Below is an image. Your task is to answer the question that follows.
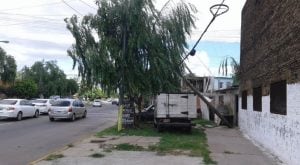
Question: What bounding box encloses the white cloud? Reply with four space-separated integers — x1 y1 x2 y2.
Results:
0 0 245 77
185 50 234 77
185 50 218 77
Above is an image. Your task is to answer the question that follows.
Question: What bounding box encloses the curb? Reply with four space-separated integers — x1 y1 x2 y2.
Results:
29 133 94 165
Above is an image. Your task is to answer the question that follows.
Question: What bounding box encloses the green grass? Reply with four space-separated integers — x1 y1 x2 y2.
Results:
89 152 105 158
67 143 74 147
192 119 216 127
45 154 64 161
115 143 145 151
96 124 216 164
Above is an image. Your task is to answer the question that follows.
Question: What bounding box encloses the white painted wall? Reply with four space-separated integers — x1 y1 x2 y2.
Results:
201 98 210 120
239 83 300 165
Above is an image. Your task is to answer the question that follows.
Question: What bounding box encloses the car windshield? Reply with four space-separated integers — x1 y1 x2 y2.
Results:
32 100 47 103
0 100 17 105
51 100 71 107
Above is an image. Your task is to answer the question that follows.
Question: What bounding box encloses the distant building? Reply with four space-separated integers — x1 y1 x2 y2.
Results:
239 0 300 164
181 76 233 94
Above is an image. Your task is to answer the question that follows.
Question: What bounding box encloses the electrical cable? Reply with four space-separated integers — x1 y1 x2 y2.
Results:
0 0 77 12
0 12 64 22
78 0 97 10
62 0 83 16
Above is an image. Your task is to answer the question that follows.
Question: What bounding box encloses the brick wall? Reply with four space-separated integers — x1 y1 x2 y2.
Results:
240 0 300 94
239 1 300 164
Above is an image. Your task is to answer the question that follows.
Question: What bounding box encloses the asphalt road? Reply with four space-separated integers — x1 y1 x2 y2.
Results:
0 103 118 165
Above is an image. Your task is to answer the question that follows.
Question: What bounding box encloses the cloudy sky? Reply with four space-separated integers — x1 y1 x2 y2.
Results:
0 0 245 78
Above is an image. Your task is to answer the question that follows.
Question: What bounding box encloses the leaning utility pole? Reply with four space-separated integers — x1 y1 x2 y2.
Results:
180 1 233 128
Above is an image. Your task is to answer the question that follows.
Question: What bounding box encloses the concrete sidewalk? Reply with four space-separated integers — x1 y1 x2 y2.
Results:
206 126 282 165
32 126 283 165
33 136 203 165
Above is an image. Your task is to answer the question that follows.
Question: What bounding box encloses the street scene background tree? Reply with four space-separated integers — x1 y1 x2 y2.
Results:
19 60 79 98
0 47 17 85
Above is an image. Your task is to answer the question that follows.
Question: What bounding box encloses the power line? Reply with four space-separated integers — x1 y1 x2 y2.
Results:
0 0 77 12
0 20 65 27
62 0 83 16
78 0 97 10
0 12 64 22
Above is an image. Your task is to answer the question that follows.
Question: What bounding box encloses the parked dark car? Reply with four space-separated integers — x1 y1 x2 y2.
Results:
138 104 154 122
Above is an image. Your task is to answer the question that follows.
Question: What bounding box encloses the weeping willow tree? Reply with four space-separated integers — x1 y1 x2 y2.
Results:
65 0 196 105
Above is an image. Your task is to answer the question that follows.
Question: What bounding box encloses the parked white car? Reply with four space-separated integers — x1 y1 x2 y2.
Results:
0 99 40 121
31 99 53 114
92 99 102 107
48 99 87 121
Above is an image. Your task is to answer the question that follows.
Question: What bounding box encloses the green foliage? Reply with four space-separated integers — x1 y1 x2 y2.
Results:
66 79 79 95
65 0 196 99
19 60 78 98
97 124 215 164
14 79 38 98
115 143 144 151
81 87 107 100
0 47 17 84
45 154 64 161
89 153 105 158
192 119 216 127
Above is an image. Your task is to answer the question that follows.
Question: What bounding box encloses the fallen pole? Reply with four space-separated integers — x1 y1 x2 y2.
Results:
180 75 233 128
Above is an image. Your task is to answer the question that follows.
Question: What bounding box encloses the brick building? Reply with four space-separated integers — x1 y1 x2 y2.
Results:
239 0 300 164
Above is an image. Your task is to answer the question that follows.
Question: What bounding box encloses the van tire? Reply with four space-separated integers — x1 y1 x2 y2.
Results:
157 123 163 132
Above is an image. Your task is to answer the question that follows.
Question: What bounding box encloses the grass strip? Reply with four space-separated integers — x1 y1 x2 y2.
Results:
192 119 216 127
96 123 215 164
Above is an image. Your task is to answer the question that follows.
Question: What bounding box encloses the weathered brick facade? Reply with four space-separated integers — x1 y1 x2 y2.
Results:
239 1 300 164
240 0 300 95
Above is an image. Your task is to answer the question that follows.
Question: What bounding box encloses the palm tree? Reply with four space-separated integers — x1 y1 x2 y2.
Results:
219 56 240 85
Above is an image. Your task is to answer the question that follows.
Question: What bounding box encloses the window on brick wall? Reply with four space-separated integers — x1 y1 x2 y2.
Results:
270 80 287 115
242 90 247 109
253 87 262 112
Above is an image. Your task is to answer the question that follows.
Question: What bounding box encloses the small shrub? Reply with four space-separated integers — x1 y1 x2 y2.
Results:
45 154 64 161
89 153 105 158
67 143 74 147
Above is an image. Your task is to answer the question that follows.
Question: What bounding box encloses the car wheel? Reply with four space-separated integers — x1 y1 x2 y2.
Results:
34 110 39 118
70 114 76 121
16 112 22 121
157 122 163 132
49 117 54 122
82 111 87 118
